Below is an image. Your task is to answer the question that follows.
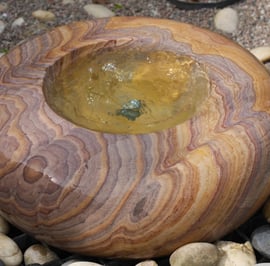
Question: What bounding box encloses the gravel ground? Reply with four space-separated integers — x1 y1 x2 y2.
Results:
0 0 269 52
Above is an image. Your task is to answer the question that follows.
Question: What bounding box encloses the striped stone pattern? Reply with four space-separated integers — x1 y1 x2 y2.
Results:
0 17 270 258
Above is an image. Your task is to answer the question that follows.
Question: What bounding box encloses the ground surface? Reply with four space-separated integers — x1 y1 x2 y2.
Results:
0 0 269 51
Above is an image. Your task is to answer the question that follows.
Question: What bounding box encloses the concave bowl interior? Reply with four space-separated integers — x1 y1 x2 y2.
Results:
1 17 270 259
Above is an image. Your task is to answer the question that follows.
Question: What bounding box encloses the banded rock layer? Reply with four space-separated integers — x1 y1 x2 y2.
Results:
0 17 270 258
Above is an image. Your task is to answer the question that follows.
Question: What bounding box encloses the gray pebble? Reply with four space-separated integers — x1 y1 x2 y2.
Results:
11 17 25 28
251 225 270 259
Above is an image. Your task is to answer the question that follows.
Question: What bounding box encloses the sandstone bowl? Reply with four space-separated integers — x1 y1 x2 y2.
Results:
0 17 270 259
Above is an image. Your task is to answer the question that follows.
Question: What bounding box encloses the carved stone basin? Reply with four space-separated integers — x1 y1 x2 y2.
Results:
1 17 270 259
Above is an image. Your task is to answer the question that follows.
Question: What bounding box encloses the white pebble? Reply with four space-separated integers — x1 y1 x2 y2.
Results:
32 9 56 21
216 241 256 266
0 215 9 234
83 4 115 18
169 242 219 266
11 17 25 28
0 233 23 266
255 264 270 266
251 46 270 63
214 7 239 33
61 259 78 266
0 20 6 34
24 244 58 265
66 262 103 266
135 260 158 266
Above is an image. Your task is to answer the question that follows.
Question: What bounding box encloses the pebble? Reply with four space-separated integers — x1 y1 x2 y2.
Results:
0 215 9 234
216 241 256 266
255 264 270 266
24 244 58 266
250 46 270 63
135 260 158 266
252 225 270 259
32 10 56 21
0 233 23 266
11 17 25 28
0 20 6 34
214 7 239 33
0 2 8 12
83 4 115 18
61 259 78 266
169 242 219 266
65 262 103 266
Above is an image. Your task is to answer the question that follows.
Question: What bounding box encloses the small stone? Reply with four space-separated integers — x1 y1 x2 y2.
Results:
24 244 58 266
11 17 25 28
169 242 219 266
255 264 270 266
32 10 56 21
135 260 158 266
0 2 8 12
0 233 23 266
61 260 78 266
66 262 103 266
216 241 256 266
250 46 270 63
62 0 75 4
83 4 115 18
251 225 270 259
0 20 6 34
214 7 239 33
263 197 270 222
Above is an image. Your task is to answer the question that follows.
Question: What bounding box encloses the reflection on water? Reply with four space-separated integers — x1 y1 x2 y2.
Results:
46 49 209 134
